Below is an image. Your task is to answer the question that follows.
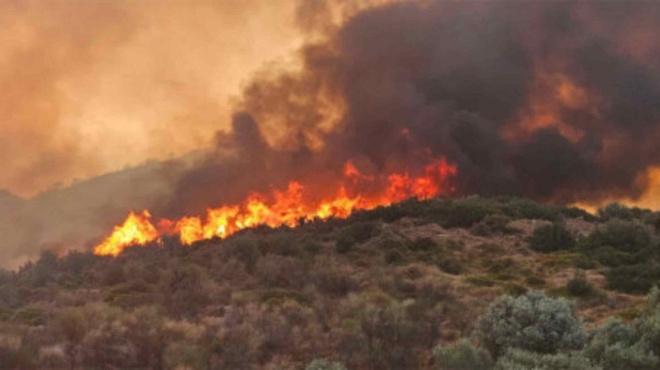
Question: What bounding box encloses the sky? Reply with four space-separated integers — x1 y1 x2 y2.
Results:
0 0 306 198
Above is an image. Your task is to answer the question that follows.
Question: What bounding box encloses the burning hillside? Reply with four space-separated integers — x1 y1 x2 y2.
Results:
91 0 660 257
2 0 660 264
95 159 456 256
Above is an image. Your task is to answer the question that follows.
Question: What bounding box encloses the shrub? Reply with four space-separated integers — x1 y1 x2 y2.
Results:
335 234 356 254
503 283 528 297
357 300 425 369
440 197 498 228
588 246 635 267
12 307 48 326
311 258 358 296
528 223 575 253
471 214 514 236
385 250 405 265
499 197 564 221
495 348 598 370
436 257 464 275
566 270 594 297
342 222 381 244
305 358 348 370
598 203 641 221
475 292 586 358
585 319 659 370
525 276 546 288
581 220 653 256
433 339 492 370
411 237 438 251
466 275 497 287
304 239 324 255
379 236 408 250
606 263 660 294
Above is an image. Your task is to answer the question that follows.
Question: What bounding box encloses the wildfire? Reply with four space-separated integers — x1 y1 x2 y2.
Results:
93 159 457 256
93 211 159 256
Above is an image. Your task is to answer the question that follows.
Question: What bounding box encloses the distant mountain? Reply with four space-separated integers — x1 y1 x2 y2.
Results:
0 160 185 269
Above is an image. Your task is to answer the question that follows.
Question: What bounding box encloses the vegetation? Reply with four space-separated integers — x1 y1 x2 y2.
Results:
1 197 660 368
528 223 576 253
475 292 586 358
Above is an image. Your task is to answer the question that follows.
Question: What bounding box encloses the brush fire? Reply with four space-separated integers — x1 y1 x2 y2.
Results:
2 0 660 266
95 159 457 256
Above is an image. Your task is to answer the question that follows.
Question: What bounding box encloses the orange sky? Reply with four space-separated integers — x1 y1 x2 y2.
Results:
0 0 306 198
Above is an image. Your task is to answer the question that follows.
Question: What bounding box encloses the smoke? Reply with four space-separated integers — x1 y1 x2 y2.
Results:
3 0 660 266
168 0 660 214
0 0 303 198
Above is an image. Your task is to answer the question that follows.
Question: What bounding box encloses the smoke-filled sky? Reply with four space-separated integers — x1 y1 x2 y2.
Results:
3 0 660 267
0 0 311 197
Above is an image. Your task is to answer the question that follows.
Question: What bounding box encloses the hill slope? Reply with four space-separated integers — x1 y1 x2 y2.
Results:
1 197 660 369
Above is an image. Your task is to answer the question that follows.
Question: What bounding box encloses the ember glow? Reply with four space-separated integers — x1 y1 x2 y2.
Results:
93 159 456 256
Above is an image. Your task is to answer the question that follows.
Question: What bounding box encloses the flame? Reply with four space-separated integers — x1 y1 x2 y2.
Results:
94 158 457 256
572 166 660 212
93 211 159 256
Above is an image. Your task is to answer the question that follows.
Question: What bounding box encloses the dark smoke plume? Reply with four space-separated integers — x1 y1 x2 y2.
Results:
167 0 660 217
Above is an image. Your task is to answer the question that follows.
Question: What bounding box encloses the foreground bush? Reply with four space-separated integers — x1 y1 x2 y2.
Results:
585 319 659 370
475 292 586 358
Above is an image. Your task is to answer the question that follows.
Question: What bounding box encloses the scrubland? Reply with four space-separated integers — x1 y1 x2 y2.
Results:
2 197 660 369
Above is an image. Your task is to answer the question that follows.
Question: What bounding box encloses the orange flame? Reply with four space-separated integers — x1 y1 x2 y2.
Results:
93 211 159 256
94 158 457 256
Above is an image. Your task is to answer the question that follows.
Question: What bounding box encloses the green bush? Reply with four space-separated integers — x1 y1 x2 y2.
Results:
528 223 575 253
385 250 405 265
436 256 464 275
343 222 381 243
585 319 659 370
440 197 500 228
305 358 347 370
606 263 660 294
525 276 546 288
566 270 594 297
228 235 260 273
336 233 356 254
475 292 586 358
495 348 598 370
598 203 644 221
304 239 324 255
581 220 653 256
471 214 515 236
503 283 528 296
379 236 409 250
411 237 438 251
433 339 493 370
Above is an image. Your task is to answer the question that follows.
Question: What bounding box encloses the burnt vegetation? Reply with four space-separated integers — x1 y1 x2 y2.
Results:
2 197 660 369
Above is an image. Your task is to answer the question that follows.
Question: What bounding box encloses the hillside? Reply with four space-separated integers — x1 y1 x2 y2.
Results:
2 197 660 369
